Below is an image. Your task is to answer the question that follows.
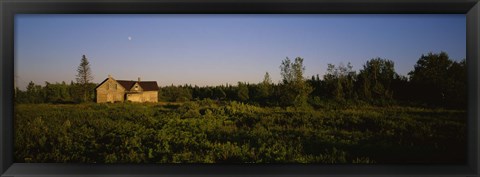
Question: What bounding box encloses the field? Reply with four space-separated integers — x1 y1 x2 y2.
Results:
14 100 466 164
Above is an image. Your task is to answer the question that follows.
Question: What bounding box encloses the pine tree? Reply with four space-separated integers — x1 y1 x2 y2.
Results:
260 72 272 96
76 55 93 102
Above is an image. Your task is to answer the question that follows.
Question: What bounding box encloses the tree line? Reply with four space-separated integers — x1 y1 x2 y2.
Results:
15 52 466 108
158 51 466 108
15 55 95 104
15 81 97 104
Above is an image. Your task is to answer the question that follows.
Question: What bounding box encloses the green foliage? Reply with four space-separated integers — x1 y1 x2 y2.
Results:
445 59 467 108
323 62 356 101
358 58 396 100
15 102 466 164
15 52 466 109
236 82 249 102
178 101 201 118
279 57 313 107
76 55 94 102
409 52 467 107
254 72 273 105
13 52 467 163
213 87 227 100
160 85 193 102
15 81 96 104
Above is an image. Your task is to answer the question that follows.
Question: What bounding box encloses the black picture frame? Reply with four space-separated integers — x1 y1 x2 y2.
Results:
1 0 479 176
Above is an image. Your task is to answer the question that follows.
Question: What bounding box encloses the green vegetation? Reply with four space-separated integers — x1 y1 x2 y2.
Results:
76 54 94 102
15 52 466 109
15 101 466 163
14 52 467 163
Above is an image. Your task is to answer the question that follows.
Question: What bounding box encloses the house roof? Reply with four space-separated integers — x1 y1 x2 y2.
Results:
116 80 159 91
95 78 109 89
138 81 160 91
116 80 136 90
95 77 159 91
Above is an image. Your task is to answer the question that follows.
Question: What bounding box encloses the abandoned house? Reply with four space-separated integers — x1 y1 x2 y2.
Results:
95 75 159 103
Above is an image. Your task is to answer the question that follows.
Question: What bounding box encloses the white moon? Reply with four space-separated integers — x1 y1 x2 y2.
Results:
128 36 132 41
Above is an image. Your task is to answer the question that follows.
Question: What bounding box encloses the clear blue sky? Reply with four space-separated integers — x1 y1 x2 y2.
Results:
15 14 465 90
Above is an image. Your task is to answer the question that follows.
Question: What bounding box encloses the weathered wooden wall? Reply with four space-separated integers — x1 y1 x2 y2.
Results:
126 91 157 103
96 78 126 103
142 91 158 103
96 78 158 103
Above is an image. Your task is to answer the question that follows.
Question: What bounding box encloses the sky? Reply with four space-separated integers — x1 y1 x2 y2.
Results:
15 14 466 90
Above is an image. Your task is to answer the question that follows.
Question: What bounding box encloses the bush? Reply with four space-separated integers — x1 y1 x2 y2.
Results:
14 102 466 164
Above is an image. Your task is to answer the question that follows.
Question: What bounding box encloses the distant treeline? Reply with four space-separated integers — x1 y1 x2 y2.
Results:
15 52 466 108
15 82 97 104
155 51 466 108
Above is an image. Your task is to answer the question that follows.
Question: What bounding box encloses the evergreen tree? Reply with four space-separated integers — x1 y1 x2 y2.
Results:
76 55 93 102
237 82 249 102
213 87 226 100
256 72 273 103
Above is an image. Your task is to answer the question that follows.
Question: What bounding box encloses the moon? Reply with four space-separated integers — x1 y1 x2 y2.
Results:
128 36 132 41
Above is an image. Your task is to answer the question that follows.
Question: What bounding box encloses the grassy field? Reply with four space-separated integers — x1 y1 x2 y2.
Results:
14 100 467 164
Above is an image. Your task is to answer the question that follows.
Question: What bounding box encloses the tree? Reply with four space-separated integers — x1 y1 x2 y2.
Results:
14 87 24 103
279 57 312 107
76 55 93 102
408 52 453 105
160 85 192 102
200 87 213 100
44 82 59 103
41 81 74 103
445 59 467 108
306 74 325 101
26 81 37 103
236 82 249 102
262 72 272 85
280 57 294 84
390 74 410 102
69 81 83 103
325 64 343 100
358 58 396 101
25 81 45 103
256 72 273 103
213 87 226 100
323 62 356 101
408 52 466 107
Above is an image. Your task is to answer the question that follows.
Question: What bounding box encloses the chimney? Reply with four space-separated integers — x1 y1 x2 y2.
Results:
108 74 112 78
138 77 141 82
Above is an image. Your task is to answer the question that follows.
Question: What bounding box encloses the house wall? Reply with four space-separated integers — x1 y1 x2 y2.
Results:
142 91 158 103
126 91 158 103
96 79 126 103
126 93 141 102
131 83 143 92
96 78 158 103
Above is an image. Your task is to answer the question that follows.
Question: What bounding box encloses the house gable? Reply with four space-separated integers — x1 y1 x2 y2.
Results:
95 75 159 103
130 82 143 92
95 76 127 91
95 76 127 103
